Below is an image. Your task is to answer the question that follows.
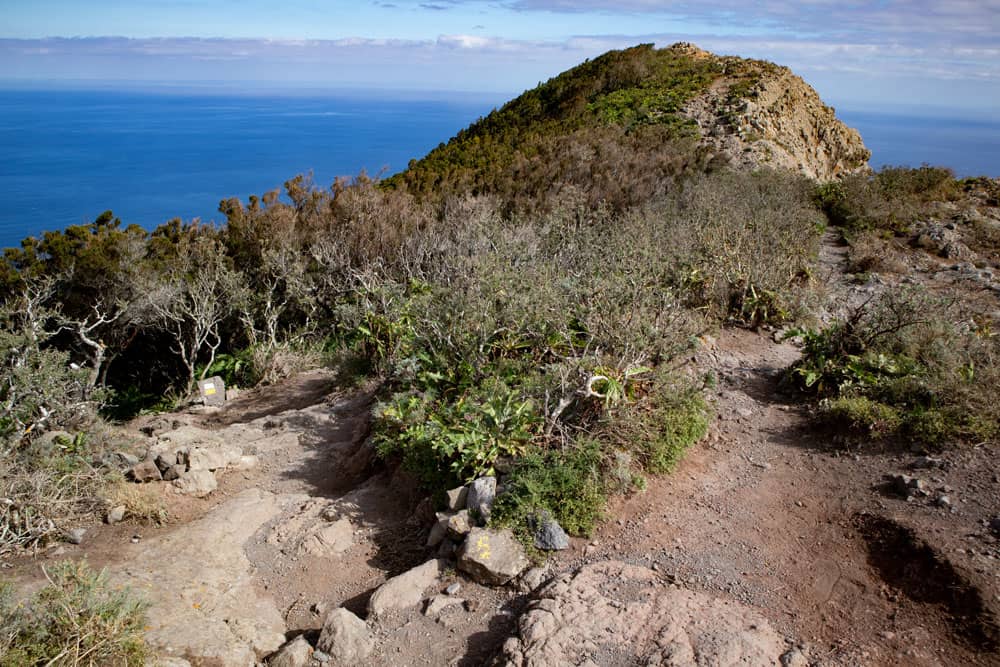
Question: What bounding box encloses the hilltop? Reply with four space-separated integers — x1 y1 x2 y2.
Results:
388 42 870 209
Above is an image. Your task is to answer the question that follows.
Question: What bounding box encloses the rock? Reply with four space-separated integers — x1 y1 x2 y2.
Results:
235 454 258 470
269 636 313 667
446 486 468 511
368 559 446 618
186 446 242 472
445 582 461 596
935 495 952 508
225 386 241 401
438 539 458 559
65 528 86 544
467 477 496 524
517 567 549 594
426 514 449 547
154 451 179 473
457 528 529 586
109 489 286 666
532 513 569 551
781 647 810 667
163 463 186 481
498 561 787 666
989 517 1000 535
423 594 465 617
198 375 226 406
887 474 927 497
312 650 331 663
446 510 473 540
130 460 162 483
106 505 126 525
172 469 217 497
316 608 374 664
300 518 354 557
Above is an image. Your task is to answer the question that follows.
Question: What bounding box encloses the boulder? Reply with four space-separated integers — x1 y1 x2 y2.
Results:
445 485 468 511
317 608 374 664
172 469 217 497
368 559 446 618
499 561 786 666
106 505 126 525
426 514 449 547
130 460 162 483
423 594 465 617
457 528 529 586
270 636 312 667
532 512 569 551
186 446 242 472
163 463 186 481
467 476 496 524
446 510 472 541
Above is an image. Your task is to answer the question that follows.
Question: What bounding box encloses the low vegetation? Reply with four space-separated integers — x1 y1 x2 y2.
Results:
787 289 999 447
0 561 148 666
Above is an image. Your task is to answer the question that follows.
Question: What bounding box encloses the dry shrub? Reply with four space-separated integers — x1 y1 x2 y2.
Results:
99 476 167 525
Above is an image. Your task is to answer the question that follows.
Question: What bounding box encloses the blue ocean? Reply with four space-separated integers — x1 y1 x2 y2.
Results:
1 88 998 250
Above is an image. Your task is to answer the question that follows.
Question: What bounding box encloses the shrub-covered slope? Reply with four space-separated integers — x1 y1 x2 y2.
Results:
387 42 870 210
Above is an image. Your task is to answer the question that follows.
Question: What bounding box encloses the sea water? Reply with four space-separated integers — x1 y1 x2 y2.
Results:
1 87 997 250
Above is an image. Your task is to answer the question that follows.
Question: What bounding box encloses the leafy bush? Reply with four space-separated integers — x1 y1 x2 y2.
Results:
787 289 999 447
492 440 607 537
0 561 148 666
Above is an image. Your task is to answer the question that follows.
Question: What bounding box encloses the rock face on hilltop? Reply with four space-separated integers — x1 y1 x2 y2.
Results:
675 43 870 181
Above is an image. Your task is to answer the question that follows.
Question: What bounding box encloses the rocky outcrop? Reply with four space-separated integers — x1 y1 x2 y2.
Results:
110 488 286 667
674 43 870 181
499 560 787 665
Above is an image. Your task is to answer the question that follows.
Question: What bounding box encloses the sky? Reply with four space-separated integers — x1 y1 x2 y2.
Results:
1 0 998 114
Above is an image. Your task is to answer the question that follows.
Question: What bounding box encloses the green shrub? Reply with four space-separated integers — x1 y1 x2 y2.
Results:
492 440 607 537
0 561 148 666
787 289 1000 447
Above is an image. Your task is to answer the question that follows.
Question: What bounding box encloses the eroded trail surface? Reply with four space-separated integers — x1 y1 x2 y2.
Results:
11 235 1000 666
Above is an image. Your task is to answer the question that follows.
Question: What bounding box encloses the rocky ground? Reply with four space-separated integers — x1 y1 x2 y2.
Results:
6 222 1000 666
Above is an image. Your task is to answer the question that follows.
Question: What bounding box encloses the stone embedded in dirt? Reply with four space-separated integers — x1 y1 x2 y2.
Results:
235 454 258 470
445 582 461 595
467 476 497 524
301 518 354 557
269 635 313 667
423 594 465 617
446 485 468 511
106 505 126 525
446 510 473 540
887 474 927 497
498 561 786 666
172 469 217 497
517 567 549 594
317 608 374 664
911 455 945 470
110 488 286 666
457 527 529 586
65 528 86 544
780 647 810 667
367 559 447 619
989 517 1000 535
935 495 952 508
187 445 243 472
130 459 162 483
532 513 570 551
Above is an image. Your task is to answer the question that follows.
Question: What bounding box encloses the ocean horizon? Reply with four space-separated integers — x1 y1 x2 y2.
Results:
1 86 997 250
